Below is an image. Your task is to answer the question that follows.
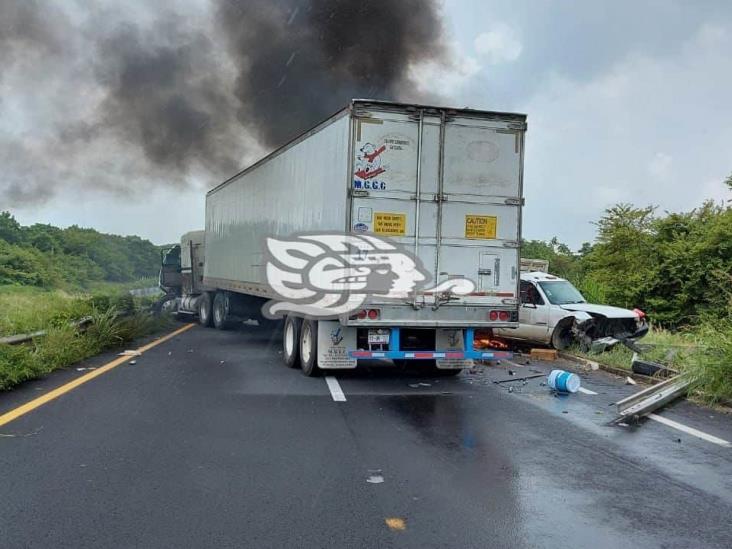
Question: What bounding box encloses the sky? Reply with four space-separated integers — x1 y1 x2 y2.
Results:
2 0 731 248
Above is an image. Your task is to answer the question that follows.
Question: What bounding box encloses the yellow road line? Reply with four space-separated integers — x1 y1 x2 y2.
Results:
0 323 195 429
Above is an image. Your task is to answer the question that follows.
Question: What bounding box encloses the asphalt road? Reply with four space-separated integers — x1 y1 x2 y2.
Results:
1 323 731 548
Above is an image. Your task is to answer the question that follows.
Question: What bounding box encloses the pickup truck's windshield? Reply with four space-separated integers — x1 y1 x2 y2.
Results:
538 281 586 305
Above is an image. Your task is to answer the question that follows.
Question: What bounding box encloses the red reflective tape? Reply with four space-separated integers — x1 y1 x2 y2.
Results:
414 352 434 359
446 352 464 359
351 351 372 358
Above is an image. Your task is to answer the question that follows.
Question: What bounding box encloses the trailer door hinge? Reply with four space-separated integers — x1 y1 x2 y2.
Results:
503 240 520 248
504 197 524 206
507 121 527 131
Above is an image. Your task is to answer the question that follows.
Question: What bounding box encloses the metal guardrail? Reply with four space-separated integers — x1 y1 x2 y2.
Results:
612 375 690 424
0 317 94 346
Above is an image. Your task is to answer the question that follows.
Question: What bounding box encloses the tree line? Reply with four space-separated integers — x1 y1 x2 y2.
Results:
0 212 161 288
524 177 732 328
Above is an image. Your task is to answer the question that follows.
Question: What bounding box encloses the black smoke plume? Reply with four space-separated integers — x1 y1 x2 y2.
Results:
0 0 446 207
217 0 445 146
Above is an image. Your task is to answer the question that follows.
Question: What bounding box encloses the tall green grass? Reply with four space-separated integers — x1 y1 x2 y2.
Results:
683 319 732 405
573 325 732 405
0 286 170 391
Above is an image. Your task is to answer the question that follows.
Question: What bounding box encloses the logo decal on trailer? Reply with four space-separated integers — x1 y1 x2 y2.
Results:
354 142 387 190
330 327 344 345
261 232 476 318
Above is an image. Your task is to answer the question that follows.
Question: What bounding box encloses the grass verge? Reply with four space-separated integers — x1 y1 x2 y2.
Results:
572 325 732 406
0 286 171 391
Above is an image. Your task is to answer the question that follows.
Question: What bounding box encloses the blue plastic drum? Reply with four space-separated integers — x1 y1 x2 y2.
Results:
547 369 581 393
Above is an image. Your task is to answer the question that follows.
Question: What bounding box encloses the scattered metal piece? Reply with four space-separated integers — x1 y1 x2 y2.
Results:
611 375 691 424
493 373 545 384
128 360 137 365
625 376 637 385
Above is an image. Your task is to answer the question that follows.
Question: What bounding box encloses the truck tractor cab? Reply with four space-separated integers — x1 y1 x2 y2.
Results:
159 244 182 295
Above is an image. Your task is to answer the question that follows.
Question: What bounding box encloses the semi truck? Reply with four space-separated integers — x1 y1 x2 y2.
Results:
159 99 527 376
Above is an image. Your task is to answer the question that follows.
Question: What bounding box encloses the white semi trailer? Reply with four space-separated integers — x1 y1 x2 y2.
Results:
160 100 527 375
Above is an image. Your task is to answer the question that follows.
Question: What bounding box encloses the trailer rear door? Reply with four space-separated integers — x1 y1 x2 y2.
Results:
349 103 524 308
438 114 524 306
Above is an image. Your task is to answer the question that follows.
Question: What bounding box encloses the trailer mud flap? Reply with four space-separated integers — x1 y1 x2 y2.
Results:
317 321 357 369
435 329 470 369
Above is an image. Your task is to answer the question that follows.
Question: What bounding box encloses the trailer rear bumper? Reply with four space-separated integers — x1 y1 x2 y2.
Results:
347 327 512 361
349 350 512 360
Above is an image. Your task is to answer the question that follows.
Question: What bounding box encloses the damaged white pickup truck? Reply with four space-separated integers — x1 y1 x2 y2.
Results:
495 271 649 351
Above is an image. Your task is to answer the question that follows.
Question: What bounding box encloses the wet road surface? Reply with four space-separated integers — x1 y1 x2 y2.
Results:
1 324 731 548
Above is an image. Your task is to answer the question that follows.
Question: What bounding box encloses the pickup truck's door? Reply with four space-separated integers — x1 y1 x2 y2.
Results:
519 280 551 341
496 280 551 341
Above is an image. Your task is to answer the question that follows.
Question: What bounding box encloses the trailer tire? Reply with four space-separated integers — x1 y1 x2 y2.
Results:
283 315 302 369
198 292 213 327
299 319 320 377
213 292 234 330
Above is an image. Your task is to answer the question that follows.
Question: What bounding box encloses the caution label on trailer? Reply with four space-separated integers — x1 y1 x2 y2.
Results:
465 215 497 239
374 212 406 236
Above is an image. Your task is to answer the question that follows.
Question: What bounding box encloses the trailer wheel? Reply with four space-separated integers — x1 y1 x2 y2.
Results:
283 315 302 368
198 292 213 327
213 292 234 330
299 319 320 377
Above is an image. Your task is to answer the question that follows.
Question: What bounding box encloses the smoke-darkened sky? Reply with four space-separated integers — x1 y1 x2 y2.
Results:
2 1 732 247
1 0 445 208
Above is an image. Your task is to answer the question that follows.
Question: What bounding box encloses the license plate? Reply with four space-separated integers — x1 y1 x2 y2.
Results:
367 330 390 344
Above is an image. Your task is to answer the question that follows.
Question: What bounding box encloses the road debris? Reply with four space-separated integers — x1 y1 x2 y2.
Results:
547 369 581 393
128 360 137 365
385 517 406 531
625 376 637 385
119 350 142 357
367 470 384 484
493 373 544 384
611 375 691 424
0 426 44 438
75 367 97 372
530 348 558 361
631 353 677 377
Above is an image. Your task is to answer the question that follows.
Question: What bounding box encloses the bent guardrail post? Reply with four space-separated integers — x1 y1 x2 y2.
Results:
611 375 690 424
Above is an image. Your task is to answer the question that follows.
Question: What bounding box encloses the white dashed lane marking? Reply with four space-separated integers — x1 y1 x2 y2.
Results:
325 376 346 402
648 413 731 447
